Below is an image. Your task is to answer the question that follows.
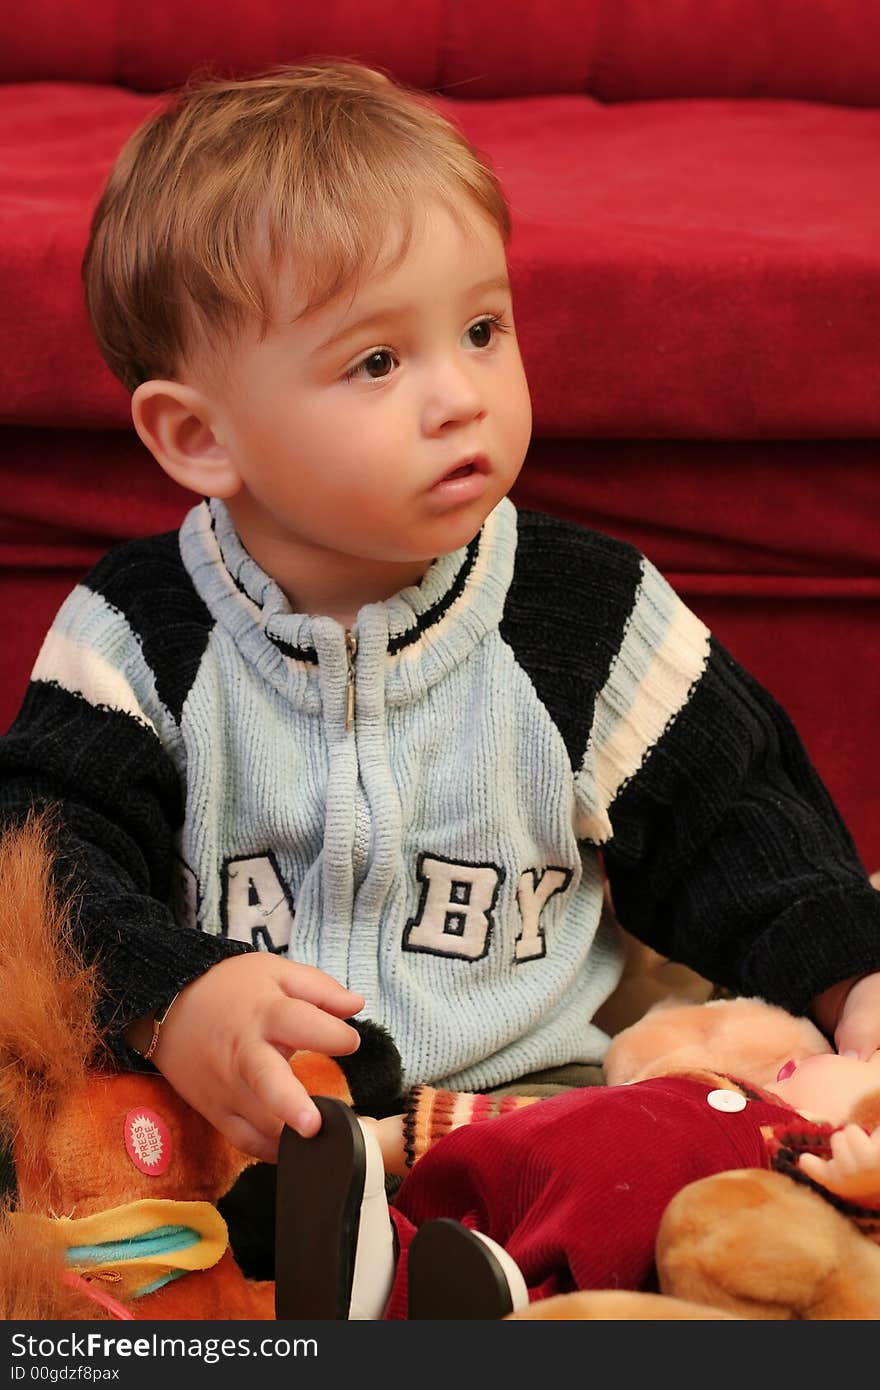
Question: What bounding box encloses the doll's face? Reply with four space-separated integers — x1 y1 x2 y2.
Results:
766 1050 880 1125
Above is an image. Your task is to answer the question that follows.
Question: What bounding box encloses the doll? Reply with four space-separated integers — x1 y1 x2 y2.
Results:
275 995 880 1320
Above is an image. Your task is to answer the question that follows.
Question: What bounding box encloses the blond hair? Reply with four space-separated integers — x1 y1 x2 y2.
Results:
82 61 511 391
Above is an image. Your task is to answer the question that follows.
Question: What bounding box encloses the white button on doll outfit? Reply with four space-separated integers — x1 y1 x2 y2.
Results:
707 1089 747 1113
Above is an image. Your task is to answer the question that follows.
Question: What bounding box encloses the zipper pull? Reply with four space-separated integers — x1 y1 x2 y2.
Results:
344 630 358 732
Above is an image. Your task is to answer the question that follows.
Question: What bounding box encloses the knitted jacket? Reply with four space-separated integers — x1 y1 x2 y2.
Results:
2 497 878 1089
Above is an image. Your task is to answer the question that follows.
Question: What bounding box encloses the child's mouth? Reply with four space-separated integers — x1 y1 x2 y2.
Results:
428 455 490 507
776 1059 797 1081
436 455 488 485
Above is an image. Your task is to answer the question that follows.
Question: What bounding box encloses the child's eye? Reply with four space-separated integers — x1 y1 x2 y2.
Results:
341 314 508 383
466 314 508 348
343 350 394 383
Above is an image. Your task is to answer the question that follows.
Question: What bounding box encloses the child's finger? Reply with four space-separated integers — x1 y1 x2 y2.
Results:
268 996 362 1057
835 1028 878 1062
275 959 364 1017
221 1111 284 1164
238 1038 323 1137
198 1073 286 1155
225 1081 286 1145
834 974 880 1059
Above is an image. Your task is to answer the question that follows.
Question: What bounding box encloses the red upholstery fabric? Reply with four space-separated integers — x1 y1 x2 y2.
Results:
3 84 880 438
2 0 880 103
1 2 877 870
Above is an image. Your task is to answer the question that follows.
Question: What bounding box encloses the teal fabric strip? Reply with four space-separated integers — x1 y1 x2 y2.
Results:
66 1224 200 1266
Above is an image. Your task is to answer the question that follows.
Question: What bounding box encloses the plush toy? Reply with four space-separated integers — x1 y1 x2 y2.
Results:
505 995 880 1320
5 808 880 1323
257 986 880 1320
495 1152 880 1321
0 812 399 1320
647 998 880 1320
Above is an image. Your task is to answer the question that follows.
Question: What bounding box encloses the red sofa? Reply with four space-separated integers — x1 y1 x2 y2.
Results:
1 0 878 865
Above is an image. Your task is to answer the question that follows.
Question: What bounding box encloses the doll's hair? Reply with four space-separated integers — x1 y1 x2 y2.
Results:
604 995 833 1089
82 60 512 392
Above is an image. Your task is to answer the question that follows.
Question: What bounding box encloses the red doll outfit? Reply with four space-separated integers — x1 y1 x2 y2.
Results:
381 1073 799 1318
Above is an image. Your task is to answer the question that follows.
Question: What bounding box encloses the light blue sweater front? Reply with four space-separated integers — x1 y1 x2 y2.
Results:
176 497 623 1088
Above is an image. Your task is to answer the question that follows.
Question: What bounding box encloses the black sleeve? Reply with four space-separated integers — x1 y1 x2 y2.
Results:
0 680 252 1067
603 638 880 1016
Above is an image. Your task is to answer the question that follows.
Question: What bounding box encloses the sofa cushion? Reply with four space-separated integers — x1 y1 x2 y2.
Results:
2 84 880 438
2 0 879 104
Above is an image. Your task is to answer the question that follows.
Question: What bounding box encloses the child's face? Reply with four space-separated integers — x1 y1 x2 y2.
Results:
206 200 532 581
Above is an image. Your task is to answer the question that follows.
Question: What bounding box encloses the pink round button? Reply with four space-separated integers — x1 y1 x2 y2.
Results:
123 1107 172 1176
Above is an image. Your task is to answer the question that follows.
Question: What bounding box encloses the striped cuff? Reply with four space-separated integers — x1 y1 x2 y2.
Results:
403 1086 541 1167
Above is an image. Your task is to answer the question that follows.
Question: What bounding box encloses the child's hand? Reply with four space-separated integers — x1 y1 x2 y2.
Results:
148 953 364 1162
798 1124 880 1203
833 971 880 1061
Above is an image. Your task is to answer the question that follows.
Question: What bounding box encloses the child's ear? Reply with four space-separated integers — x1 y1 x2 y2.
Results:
131 379 241 499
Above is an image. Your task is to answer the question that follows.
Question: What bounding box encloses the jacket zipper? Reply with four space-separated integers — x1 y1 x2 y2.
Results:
344 629 358 732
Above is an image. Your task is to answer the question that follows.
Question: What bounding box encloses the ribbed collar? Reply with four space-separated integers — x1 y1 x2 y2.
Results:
179 496 518 709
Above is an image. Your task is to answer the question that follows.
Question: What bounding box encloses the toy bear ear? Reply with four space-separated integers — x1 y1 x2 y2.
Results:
338 1018 405 1117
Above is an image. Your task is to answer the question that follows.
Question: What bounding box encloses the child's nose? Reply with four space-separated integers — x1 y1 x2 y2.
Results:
421 359 486 433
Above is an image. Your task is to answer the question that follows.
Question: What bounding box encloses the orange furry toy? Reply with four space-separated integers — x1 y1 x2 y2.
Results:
0 814 384 1321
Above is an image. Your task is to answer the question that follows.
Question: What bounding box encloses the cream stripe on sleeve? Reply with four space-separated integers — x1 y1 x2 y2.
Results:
576 560 710 841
